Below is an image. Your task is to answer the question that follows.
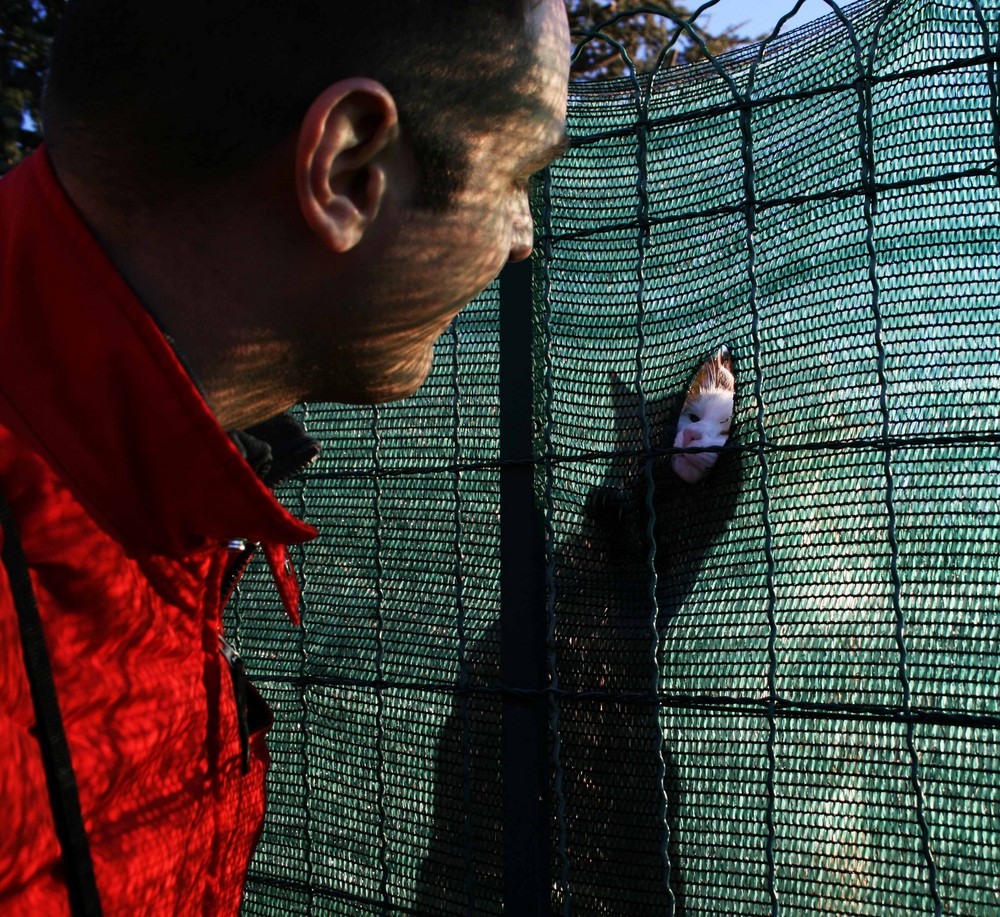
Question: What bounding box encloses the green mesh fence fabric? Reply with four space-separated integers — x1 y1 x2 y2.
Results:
229 0 1000 912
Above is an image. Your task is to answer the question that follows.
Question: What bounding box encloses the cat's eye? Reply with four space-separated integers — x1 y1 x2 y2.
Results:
686 412 700 423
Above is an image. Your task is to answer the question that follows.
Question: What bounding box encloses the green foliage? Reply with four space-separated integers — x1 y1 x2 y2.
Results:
568 0 758 79
0 0 64 173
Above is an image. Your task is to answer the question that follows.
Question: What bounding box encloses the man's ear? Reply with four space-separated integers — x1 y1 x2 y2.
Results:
296 79 399 253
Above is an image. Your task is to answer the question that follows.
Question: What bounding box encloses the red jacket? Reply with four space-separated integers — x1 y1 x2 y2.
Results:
0 149 317 914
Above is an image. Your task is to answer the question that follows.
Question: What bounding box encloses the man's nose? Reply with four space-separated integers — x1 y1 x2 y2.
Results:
508 195 534 263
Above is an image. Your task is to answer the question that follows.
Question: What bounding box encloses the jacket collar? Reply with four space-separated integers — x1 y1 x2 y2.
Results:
0 148 318 556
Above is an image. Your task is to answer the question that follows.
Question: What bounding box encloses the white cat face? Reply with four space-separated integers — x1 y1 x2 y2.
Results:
670 389 733 483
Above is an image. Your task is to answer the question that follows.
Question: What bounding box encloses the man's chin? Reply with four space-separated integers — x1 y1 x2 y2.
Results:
369 372 431 404
316 352 436 406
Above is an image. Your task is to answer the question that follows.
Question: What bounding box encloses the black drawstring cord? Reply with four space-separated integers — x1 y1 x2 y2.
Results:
0 493 103 916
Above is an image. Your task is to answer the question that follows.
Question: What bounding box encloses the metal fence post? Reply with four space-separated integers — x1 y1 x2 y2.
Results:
499 258 550 914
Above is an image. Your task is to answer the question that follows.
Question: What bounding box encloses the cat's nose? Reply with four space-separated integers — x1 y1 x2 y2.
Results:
681 426 701 446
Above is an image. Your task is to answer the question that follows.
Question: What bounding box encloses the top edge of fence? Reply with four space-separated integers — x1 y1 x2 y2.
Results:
568 0 990 87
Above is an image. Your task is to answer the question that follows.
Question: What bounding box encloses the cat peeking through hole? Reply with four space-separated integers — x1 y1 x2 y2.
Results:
671 345 735 483
585 345 742 625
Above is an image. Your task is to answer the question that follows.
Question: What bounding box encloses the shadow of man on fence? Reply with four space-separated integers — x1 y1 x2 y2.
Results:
415 367 745 915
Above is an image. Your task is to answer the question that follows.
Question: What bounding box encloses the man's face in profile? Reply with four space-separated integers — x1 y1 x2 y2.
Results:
317 0 571 405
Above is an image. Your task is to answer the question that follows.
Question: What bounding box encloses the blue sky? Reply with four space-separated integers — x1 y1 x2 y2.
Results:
699 0 840 38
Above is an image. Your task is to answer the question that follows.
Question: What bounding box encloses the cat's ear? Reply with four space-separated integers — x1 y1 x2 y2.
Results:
719 343 734 375
609 371 637 445
610 371 653 475
587 372 633 527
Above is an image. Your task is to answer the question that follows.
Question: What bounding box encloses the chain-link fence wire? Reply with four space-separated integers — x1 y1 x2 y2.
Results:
228 0 1000 912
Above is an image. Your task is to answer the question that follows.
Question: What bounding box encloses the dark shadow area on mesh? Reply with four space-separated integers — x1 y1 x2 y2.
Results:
414 372 745 915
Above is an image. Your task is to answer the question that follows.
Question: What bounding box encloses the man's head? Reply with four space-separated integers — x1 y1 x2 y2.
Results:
42 1 570 420
45 1 541 208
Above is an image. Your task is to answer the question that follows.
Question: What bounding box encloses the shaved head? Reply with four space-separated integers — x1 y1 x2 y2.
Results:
43 0 540 209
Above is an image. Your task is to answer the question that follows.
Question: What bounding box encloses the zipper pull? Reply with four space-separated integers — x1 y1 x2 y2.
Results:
262 543 302 625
